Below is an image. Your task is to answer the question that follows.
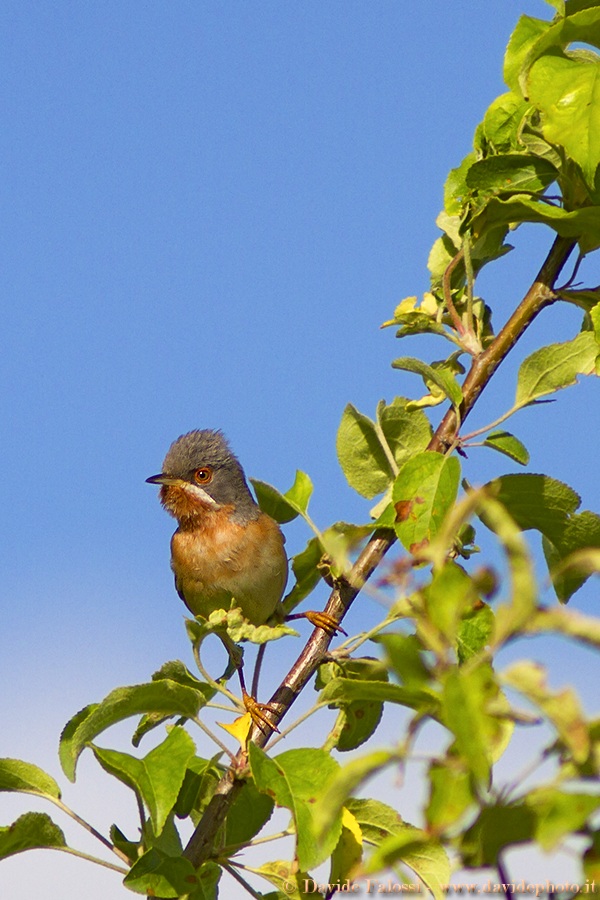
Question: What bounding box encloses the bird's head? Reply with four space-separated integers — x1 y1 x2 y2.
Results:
146 429 258 525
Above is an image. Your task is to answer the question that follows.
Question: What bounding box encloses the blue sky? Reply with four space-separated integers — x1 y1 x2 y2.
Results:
1 2 598 897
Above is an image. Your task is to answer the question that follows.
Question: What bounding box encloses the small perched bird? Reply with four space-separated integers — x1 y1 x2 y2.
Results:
146 429 289 625
147 429 342 733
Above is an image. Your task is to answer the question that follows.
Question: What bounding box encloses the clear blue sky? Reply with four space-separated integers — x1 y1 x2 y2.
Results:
2 2 598 897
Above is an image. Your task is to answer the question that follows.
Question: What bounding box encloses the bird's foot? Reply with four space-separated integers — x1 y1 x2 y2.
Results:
286 610 347 637
241 689 280 735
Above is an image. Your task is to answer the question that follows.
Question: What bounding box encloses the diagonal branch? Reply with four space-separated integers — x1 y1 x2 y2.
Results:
181 233 575 870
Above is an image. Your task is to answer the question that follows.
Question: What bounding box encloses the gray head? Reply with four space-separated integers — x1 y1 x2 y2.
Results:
146 429 259 523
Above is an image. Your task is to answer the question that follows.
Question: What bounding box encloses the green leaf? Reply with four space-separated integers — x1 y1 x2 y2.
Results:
328 808 362 887
251 470 313 522
0 812 66 860
282 537 323 614
251 478 299 523
314 751 394 842
249 745 342 871
504 15 551 94
59 681 204 781
377 398 433 469
422 562 480 651
471 196 600 253
516 331 598 407
393 452 461 553
242 861 316 900
374 633 433 689
444 152 477 215
360 822 450 899
527 787 600 850
441 664 511 786
482 92 532 152
503 661 590 762
392 357 463 409
473 492 537 643
318 677 436 713
528 50 600 188
318 658 389 752
224 779 274 851
346 797 450 899
426 758 475 831
460 803 536 867
482 430 530 465
0 759 61 799
522 604 600 650
543 510 600 601
92 727 195 836
174 755 222 819
123 846 208 897
466 154 557 198
285 470 314 514
486 473 581 545
336 404 395 498
457 602 495 663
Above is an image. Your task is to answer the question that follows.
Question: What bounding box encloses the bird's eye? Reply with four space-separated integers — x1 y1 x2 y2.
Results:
193 467 213 485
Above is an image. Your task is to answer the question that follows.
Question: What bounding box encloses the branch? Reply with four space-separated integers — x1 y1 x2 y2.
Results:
181 233 576 870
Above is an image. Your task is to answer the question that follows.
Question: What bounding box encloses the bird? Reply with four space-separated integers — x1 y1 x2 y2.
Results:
146 429 288 626
146 429 340 733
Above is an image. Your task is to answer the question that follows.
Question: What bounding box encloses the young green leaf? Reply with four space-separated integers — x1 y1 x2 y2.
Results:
248 745 342 871
0 759 61 799
0 812 66 860
482 92 531 153
515 331 598 407
59 681 204 781
482 430 530 465
251 470 313 523
392 357 462 409
92 726 195 837
528 49 600 189
336 404 395 498
504 15 551 94
393 452 461 553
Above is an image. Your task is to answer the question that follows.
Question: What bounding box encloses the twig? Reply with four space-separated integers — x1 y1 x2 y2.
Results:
51 797 131 865
442 247 466 335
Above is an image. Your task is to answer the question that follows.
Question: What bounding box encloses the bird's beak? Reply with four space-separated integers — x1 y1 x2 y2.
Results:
145 473 183 485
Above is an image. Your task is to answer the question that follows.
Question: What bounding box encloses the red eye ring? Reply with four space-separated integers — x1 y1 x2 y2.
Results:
193 467 213 485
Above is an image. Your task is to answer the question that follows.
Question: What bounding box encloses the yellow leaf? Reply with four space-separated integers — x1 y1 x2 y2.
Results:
218 713 252 748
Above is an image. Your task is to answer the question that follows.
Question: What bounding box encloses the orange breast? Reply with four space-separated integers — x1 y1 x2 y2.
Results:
170 508 288 624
